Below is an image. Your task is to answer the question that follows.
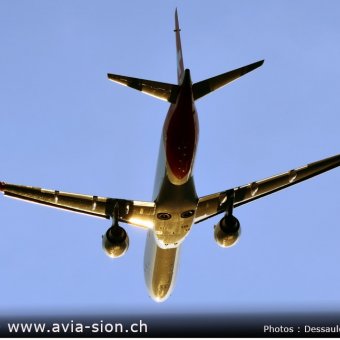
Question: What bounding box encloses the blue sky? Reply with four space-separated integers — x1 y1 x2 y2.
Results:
0 0 339 315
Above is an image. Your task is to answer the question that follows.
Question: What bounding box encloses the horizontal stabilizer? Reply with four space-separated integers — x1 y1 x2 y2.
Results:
107 73 179 103
192 60 264 100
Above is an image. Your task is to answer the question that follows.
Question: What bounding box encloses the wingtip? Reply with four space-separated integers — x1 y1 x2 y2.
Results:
250 59 265 71
107 73 118 83
0 181 5 192
107 73 116 80
255 59 264 67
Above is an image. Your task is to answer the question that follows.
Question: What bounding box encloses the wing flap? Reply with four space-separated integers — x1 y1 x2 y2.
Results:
195 154 340 223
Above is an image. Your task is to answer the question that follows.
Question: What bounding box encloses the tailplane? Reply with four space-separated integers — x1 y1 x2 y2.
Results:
107 73 179 103
107 10 264 103
192 60 264 100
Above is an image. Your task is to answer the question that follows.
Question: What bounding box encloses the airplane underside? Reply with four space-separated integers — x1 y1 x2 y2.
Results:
0 10 339 303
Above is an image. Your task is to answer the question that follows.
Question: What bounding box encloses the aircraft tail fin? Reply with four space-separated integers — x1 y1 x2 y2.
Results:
192 60 264 100
107 73 179 103
175 9 185 84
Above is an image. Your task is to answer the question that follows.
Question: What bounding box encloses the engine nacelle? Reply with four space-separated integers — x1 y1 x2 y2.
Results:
214 214 241 248
102 225 129 258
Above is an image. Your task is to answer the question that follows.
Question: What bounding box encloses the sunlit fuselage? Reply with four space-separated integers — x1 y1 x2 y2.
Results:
144 69 199 301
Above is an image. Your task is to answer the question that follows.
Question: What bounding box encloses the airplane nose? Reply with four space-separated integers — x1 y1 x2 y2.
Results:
149 286 172 303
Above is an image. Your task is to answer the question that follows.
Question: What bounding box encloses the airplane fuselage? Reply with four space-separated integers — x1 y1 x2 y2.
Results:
144 69 199 301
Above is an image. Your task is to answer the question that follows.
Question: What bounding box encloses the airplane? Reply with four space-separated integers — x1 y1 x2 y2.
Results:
0 10 339 303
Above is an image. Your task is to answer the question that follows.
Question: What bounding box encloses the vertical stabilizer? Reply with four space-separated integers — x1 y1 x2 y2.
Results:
175 9 185 84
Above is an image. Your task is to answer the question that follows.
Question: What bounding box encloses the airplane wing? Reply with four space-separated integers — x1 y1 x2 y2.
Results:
0 182 155 229
194 154 340 223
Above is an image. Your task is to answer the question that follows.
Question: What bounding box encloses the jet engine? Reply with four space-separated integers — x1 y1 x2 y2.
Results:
214 214 241 248
102 225 129 258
